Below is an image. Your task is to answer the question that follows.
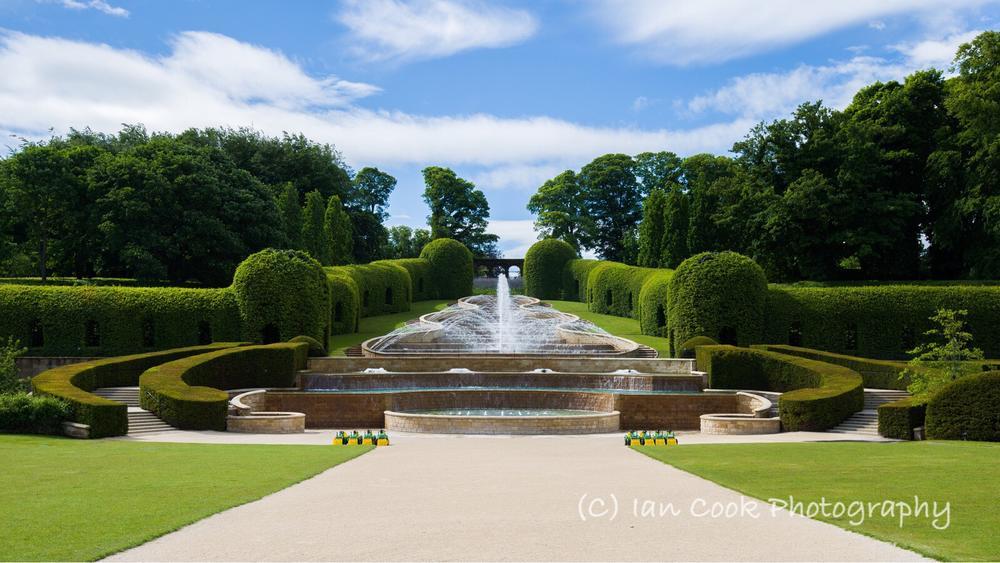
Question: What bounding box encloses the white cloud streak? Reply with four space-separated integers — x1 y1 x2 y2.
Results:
50 0 129 17
336 0 537 62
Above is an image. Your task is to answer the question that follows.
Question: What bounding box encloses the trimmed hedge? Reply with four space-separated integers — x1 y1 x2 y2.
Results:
668 252 767 352
325 268 360 335
381 258 433 301
289 335 327 357
0 285 239 356
696 344 864 431
752 344 910 390
232 249 329 344
588 263 658 319
562 259 607 302
420 238 473 299
31 343 241 437
925 371 1000 441
0 393 69 435
679 335 718 359
638 270 674 338
878 397 927 440
332 262 410 317
764 285 1000 359
139 342 309 431
524 239 577 299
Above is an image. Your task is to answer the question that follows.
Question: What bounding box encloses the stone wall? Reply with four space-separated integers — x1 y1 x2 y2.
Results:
384 410 620 434
308 356 694 374
17 357 97 379
302 371 705 392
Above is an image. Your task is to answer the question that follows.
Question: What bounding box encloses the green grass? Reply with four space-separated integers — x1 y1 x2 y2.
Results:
0 435 372 561
636 441 1000 561
327 299 451 355
546 300 672 355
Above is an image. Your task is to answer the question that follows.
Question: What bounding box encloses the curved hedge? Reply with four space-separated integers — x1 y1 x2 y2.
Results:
679 335 718 359
382 258 433 301
878 397 927 440
139 342 309 431
752 345 910 390
696 344 864 431
524 239 577 299
31 343 241 437
925 371 1000 441
637 270 674 338
0 285 239 356
667 252 767 352
333 262 410 317
325 268 360 335
587 263 658 319
764 285 1000 359
289 335 327 357
420 238 473 299
232 249 329 344
562 259 608 302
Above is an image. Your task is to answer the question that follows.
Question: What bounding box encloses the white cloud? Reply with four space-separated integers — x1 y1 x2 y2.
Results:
336 0 537 62
589 0 996 65
893 30 982 68
48 0 129 17
471 163 569 192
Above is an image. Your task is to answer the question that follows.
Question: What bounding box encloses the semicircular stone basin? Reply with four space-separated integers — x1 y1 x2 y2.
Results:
384 408 621 435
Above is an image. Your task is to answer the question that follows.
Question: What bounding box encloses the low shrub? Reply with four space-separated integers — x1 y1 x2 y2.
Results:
420 238 474 299
679 336 718 359
0 337 28 394
638 270 673 338
696 345 864 431
139 342 309 430
925 371 1000 441
31 343 242 437
232 249 329 344
0 393 69 435
668 252 768 352
878 397 927 440
0 285 239 356
753 345 910 390
524 239 577 299
288 335 326 357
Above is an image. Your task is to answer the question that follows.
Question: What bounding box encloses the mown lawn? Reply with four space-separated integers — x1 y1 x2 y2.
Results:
0 435 372 561
327 299 451 355
546 300 672 355
636 441 999 561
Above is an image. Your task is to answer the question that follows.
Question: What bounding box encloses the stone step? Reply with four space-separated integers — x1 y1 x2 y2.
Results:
127 407 173 434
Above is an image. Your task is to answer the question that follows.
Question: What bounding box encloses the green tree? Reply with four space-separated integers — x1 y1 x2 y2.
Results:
637 189 667 267
526 170 593 251
0 337 27 394
421 166 499 256
301 190 329 265
902 309 984 399
578 154 642 261
349 167 396 220
276 183 302 249
324 195 353 265
661 186 690 268
385 225 431 258
349 211 388 263
634 151 683 192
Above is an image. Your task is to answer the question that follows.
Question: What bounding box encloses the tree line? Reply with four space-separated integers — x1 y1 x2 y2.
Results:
0 126 501 285
529 31 1000 281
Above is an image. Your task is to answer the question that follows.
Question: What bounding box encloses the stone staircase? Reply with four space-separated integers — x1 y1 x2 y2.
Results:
634 345 658 358
92 387 174 435
828 388 911 437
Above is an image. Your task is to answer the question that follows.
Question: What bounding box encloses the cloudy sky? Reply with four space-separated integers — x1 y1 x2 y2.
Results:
1 0 997 256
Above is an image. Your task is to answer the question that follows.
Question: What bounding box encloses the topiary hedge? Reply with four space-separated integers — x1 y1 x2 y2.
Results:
139 342 309 431
419 238 473 299
333 262 410 317
325 268 360 335
752 344 910 390
524 239 577 299
0 393 69 435
232 249 329 345
31 343 241 437
638 270 674 339
878 397 927 440
696 344 864 431
679 335 718 359
764 285 1000 359
925 371 1000 441
561 259 607 302
668 252 768 352
0 285 239 356
587 263 658 319
288 335 327 357
381 258 433 301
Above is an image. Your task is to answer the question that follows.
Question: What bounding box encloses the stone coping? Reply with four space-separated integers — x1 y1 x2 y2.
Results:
227 411 305 434
699 413 781 435
384 409 621 435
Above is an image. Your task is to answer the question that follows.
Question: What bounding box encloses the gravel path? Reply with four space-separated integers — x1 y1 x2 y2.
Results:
107 435 924 561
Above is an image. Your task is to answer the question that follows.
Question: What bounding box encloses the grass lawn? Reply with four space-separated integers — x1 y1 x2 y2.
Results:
0 435 372 561
327 299 451 355
546 300 672 355
636 441 999 561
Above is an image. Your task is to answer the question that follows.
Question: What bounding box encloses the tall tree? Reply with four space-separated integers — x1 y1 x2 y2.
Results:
661 186 690 268
421 166 499 256
349 211 388 263
276 183 302 249
637 189 667 267
385 225 432 258
578 154 642 261
324 195 353 265
301 190 329 265
348 167 396 220
526 170 593 251
634 151 683 193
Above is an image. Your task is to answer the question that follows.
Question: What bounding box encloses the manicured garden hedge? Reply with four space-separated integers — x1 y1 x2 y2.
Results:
288 335 327 357
764 285 1000 359
332 262 410 317
668 252 767 352
696 345 864 431
139 342 309 431
587 263 658 319
0 393 69 435
420 238 473 299
381 258 432 301
561 259 607 302
637 270 673 339
325 268 360 335
524 239 577 300
0 285 240 356
925 371 1000 441
232 249 329 344
752 344 910 390
31 343 241 437
877 397 927 440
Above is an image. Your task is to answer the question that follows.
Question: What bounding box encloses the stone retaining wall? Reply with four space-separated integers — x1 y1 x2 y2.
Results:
307 356 694 374
384 410 620 435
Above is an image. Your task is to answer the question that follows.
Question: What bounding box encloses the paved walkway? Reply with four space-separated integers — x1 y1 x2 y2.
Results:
108 434 922 561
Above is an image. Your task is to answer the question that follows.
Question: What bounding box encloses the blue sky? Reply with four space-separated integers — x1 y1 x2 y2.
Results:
1 0 997 256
